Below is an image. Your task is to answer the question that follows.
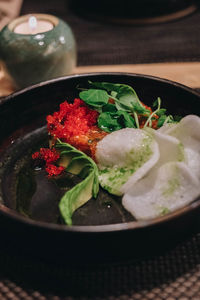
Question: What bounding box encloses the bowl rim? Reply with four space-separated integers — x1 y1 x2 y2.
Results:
1 71 200 234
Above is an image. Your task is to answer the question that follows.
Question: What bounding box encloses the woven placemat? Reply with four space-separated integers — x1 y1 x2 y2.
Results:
0 232 200 299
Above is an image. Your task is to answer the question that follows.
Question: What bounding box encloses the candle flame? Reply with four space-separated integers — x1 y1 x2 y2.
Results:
29 16 37 31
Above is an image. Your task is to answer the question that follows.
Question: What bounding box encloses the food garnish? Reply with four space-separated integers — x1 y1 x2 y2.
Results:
55 139 99 225
32 81 200 225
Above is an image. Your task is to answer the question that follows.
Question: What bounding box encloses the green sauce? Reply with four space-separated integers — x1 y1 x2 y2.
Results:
178 142 185 162
98 134 154 195
162 177 180 197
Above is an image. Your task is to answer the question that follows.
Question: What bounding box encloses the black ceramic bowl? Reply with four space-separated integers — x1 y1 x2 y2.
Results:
0 73 200 264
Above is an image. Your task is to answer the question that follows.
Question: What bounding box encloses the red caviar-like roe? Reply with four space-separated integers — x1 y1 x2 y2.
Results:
47 99 99 139
32 148 60 164
45 164 65 177
46 98 107 157
32 148 64 177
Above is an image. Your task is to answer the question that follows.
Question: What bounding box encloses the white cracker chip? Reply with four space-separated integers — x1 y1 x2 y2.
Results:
163 115 200 180
121 129 184 193
122 161 200 220
96 128 159 196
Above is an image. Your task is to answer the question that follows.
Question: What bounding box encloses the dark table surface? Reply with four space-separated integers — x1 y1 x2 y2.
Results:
1 1 200 299
21 0 200 66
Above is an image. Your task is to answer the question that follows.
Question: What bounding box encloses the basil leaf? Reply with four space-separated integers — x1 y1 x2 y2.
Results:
55 140 99 225
59 170 95 225
79 89 109 107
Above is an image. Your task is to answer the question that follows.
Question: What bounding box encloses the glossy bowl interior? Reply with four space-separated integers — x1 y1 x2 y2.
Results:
0 72 200 263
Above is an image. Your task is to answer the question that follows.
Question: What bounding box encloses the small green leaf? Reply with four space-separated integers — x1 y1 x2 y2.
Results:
89 81 148 114
89 81 125 93
102 103 117 112
132 102 150 114
166 115 175 123
115 87 148 114
157 115 167 127
79 89 109 107
156 108 167 117
98 112 122 132
98 111 135 133
153 98 159 108
117 111 136 128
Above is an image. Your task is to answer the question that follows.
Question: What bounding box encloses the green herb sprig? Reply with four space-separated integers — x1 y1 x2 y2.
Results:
79 81 181 132
151 98 181 128
79 81 151 132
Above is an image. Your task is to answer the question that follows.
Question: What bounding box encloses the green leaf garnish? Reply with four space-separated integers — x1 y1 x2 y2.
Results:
89 81 149 113
98 111 136 133
102 103 117 112
86 81 150 114
79 89 109 107
153 98 159 107
78 80 181 133
78 81 152 133
156 108 167 117
157 114 168 127
98 112 122 132
55 140 99 225
117 111 136 128
144 97 162 128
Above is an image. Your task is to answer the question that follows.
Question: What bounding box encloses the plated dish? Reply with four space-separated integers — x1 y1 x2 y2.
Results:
0 73 200 262
30 80 200 226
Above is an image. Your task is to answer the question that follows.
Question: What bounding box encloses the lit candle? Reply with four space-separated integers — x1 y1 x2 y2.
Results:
10 14 57 35
0 14 77 89
14 16 54 35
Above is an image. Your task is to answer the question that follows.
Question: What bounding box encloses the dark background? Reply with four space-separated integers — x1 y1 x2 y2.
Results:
20 0 200 66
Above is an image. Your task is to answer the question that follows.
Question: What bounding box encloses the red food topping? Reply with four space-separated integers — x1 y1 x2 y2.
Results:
47 98 99 140
32 148 64 177
32 148 60 164
32 99 108 177
45 164 65 178
46 98 106 156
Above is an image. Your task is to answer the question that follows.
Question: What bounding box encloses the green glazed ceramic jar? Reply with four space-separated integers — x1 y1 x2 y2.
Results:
0 14 77 89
